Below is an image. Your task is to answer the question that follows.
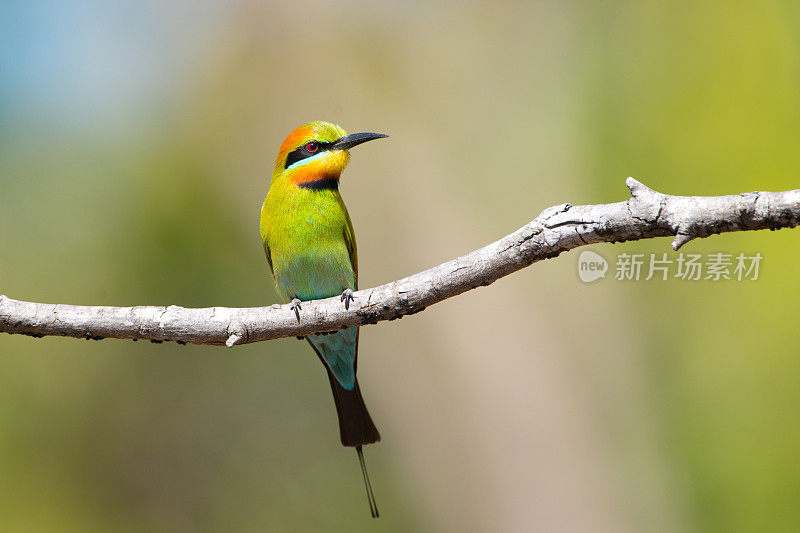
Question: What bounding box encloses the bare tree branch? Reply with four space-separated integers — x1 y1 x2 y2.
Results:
2 178 798 346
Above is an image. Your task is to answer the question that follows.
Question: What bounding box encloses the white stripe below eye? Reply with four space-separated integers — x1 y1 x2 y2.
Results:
286 150 331 171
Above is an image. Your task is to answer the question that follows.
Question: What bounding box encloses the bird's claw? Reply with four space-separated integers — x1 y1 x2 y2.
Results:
340 289 355 310
290 298 302 322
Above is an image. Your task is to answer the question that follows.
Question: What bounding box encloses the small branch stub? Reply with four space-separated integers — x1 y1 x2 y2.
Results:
226 333 243 348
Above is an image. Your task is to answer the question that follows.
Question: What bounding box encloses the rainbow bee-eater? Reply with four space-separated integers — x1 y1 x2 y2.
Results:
260 121 387 517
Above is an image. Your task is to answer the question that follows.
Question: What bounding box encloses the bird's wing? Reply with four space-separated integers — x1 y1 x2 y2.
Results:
264 241 274 275
343 208 358 289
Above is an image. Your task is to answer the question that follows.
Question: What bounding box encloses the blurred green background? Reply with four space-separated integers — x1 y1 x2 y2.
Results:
1 1 799 531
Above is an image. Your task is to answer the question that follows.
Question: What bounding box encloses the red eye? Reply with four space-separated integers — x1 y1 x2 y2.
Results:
306 142 319 152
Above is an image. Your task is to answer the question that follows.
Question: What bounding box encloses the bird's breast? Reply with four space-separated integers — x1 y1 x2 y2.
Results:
272 245 355 301
263 188 355 301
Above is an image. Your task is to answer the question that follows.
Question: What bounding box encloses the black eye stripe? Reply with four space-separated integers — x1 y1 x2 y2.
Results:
285 140 333 169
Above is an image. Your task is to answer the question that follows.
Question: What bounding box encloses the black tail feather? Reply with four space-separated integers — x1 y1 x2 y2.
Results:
309 340 381 516
323 368 381 447
357 445 379 518
322 367 380 517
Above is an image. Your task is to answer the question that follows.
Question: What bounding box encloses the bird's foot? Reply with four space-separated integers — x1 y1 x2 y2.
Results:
340 289 355 310
290 298 302 322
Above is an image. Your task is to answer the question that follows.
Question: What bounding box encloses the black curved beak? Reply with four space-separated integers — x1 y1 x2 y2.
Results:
331 132 388 151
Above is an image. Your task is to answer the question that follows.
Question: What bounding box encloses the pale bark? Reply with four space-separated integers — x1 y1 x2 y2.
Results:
1 178 798 346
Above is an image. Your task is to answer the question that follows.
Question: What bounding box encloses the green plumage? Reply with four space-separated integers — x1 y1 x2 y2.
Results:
264 185 357 302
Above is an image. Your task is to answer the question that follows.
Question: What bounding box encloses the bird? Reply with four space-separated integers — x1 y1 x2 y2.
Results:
260 121 388 517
